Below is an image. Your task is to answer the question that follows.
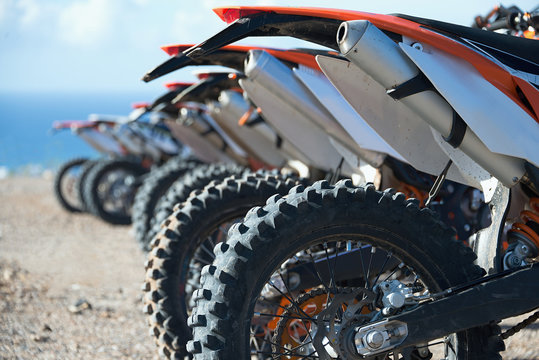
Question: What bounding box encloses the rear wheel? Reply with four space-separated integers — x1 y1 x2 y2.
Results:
76 159 98 212
143 172 301 359
132 156 200 249
188 180 502 359
83 158 149 225
54 157 88 212
144 163 247 250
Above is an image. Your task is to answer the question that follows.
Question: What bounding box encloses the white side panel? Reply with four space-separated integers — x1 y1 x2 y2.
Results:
164 119 235 164
317 55 471 185
246 50 382 168
293 66 405 163
200 112 247 158
400 43 539 167
240 78 354 174
430 128 498 199
209 94 287 167
77 128 124 155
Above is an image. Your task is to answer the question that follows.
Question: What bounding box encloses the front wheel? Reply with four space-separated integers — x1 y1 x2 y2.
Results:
189 180 502 359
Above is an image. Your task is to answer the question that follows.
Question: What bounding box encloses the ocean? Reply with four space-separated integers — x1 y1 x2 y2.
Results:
0 92 156 176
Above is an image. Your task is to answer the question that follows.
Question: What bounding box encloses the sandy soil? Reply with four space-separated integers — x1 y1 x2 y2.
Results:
0 176 537 359
0 176 157 359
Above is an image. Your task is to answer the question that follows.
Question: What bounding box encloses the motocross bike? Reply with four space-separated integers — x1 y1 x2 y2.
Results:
139 45 342 250
81 101 184 225
473 3 538 38
170 6 539 360
52 119 127 212
140 42 490 358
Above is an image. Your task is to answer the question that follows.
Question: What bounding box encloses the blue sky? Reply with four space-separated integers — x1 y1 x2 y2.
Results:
1 0 537 95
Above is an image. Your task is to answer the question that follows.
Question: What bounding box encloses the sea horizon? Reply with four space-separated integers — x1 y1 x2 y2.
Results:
0 90 160 177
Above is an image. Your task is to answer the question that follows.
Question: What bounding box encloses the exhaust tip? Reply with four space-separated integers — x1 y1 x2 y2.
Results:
337 20 370 55
244 51 252 70
337 22 348 46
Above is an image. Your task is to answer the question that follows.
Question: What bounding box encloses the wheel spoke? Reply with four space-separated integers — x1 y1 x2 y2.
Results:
199 240 216 259
382 262 404 283
365 246 376 289
307 251 331 294
254 312 315 322
371 251 393 289
267 278 318 350
357 243 368 288
250 331 314 357
267 281 314 322
323 243 337 291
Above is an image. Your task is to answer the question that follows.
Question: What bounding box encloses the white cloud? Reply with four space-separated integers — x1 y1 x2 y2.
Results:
171 6 215 42
0 0 12 23
16 0 40 27
57 0 116 47
131 0 150 6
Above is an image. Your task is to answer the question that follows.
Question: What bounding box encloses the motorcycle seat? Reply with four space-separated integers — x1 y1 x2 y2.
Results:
396 14 539 75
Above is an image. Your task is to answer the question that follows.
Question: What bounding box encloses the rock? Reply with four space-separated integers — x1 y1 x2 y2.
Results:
3 268 14 282
32 335 50 342
42 324 52 332
68 299 92 314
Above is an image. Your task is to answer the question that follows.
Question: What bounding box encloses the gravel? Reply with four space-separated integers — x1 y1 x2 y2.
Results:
0 176 157 359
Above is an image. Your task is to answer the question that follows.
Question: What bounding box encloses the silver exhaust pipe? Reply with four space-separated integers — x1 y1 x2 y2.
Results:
337 20 524 187
244 49 385 170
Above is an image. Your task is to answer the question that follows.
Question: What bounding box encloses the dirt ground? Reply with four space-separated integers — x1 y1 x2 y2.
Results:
0 176 537 359
0 176 157 359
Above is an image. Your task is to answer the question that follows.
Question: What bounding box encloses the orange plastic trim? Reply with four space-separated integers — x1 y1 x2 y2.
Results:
238 106 255 126
213 6 537 121
512 76 539 118
160 44 195 56
164 81 194 89
228 87 243 94
132 102 150 109
160 43 323 70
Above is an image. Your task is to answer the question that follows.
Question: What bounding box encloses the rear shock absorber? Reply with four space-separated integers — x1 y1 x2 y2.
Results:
504 198 539 269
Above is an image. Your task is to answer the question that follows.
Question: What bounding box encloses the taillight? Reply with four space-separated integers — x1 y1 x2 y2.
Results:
214 8 271 24
196 73 211 80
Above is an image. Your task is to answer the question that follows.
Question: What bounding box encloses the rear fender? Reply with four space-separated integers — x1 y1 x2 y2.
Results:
144 42 338 82
173 73 240 103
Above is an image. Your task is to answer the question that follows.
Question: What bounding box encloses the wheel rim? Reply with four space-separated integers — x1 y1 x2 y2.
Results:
244 237 453 360
60 165 84 209
96 170 137 216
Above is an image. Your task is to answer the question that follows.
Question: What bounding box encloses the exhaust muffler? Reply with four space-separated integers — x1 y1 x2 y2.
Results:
337 20 525 187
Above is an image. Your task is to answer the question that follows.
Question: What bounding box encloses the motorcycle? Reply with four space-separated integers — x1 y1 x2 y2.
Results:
473 4 538 38
51 119 127 212
140 34 494 358
177 6 539 360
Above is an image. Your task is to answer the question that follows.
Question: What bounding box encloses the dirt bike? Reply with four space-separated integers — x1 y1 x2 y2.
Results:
162 6 539 360
473 4 538 38
52 119 129 212
139 40 493 358
137 46 340 250
79 94 185 224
